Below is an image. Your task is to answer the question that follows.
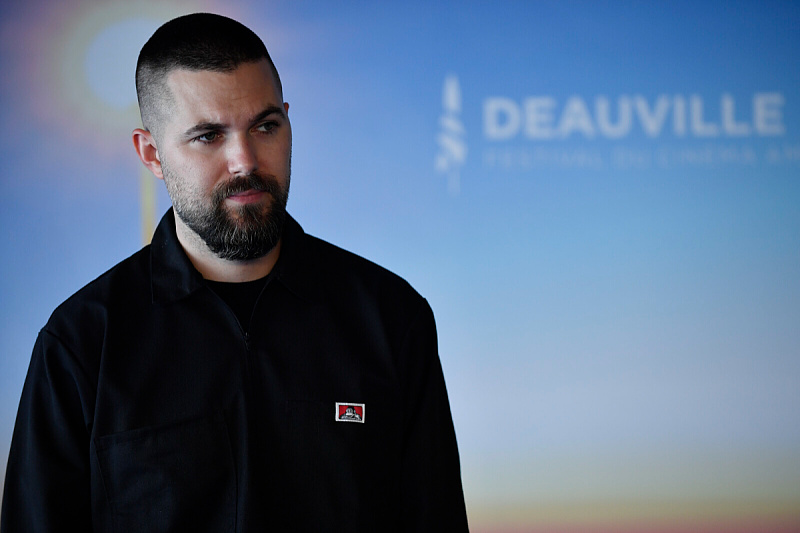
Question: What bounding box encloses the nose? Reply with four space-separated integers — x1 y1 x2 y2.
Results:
226 134 258 176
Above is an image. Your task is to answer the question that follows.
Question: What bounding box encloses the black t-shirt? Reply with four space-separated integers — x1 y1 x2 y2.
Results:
206 276 270 332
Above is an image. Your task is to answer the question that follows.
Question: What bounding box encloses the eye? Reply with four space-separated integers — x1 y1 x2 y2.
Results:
194 131 219 143
255 121 278 134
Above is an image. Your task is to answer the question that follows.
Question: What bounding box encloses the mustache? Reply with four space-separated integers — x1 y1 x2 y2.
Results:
213 174 282 202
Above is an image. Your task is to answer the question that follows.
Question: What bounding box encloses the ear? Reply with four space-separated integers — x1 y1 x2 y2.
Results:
132 128 164 180
284 102 290 114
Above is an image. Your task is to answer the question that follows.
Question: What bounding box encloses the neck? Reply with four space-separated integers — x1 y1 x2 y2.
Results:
174 214 281 282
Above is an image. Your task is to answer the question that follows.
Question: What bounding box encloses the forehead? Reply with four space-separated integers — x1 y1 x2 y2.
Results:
164 59 282 125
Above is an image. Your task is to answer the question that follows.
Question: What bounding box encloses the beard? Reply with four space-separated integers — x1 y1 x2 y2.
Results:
164 164 290 261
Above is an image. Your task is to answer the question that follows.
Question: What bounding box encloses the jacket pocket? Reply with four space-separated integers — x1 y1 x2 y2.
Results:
94 413 236 533
281 399 401 531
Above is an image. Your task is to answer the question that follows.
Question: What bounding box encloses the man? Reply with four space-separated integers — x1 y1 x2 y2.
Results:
1 13 468 532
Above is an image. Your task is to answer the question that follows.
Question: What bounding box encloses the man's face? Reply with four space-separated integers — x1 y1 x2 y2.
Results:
156 59 291 261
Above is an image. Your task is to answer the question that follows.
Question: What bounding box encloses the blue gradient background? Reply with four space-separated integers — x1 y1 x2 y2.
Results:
1 1 799 530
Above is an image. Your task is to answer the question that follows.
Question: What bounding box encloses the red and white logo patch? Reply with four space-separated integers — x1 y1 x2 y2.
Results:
335 402 365 423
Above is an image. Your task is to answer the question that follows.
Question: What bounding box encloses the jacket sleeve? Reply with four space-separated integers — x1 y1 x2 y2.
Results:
398 299 469 531
1 329 94 532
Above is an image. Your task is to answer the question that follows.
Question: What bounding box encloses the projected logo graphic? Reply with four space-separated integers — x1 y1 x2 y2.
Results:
481 92 796 171
435 74 467 194
483 93 786 140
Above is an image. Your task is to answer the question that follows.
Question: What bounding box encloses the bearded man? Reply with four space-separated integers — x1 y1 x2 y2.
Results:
1 13 468 532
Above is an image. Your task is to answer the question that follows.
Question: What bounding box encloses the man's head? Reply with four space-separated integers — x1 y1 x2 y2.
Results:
136 13 282 142
133 14 291 265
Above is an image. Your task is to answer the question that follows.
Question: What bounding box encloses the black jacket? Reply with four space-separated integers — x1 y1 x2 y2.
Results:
2 210 468 532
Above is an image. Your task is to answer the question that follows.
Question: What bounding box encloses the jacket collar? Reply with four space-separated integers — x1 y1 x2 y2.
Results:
150 208 317 305
270 214 319 303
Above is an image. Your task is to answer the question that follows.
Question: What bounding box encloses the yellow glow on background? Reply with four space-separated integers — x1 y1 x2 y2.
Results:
44 3 177 136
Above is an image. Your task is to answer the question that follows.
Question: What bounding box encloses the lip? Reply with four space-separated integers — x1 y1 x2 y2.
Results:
226 189 267 204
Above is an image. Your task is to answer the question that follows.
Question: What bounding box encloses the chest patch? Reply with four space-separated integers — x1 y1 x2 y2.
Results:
335 402 365 423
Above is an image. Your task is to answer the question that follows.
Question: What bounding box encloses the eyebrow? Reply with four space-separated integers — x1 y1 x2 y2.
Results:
181 105 286 140
250 105 286 125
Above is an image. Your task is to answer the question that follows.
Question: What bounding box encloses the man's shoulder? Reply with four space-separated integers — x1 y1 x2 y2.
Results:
291 229 435 349
298 230 423 304
305 232 405 279
44 245 152 336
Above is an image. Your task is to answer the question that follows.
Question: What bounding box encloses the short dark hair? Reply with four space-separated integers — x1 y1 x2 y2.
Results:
136 13 282 138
